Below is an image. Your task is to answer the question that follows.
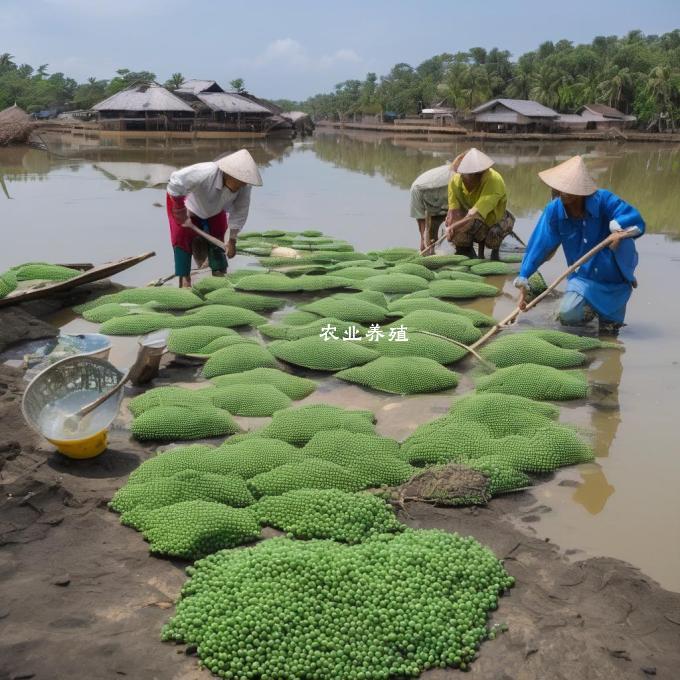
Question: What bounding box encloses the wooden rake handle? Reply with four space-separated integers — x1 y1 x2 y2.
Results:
185 223 227 251
469 231 636 350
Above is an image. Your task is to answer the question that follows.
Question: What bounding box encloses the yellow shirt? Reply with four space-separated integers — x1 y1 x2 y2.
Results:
447 168 507 226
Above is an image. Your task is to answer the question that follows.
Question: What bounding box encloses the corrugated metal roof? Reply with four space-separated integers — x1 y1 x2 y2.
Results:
176 79 224 95
473 98 558 118
196 93 272 114
580 103 625 119
92 84 194 112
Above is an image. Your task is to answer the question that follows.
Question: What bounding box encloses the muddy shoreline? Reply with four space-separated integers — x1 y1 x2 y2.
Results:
0 301 679 680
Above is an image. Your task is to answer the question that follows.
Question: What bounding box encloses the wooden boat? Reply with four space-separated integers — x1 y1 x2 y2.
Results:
0 251 155 308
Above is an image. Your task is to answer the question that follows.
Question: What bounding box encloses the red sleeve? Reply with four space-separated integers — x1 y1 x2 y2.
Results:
168 193 186 209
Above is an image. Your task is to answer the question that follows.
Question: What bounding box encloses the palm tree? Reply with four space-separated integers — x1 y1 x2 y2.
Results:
597 67 633 110
0 53 15 73
530 65 561 109
164 72 184 91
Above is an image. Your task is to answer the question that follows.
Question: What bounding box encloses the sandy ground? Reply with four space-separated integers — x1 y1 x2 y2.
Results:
1 308 679 680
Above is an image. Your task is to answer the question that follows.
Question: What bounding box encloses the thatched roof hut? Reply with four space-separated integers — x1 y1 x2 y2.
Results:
92 83 194 114
91 83 195 131
0 104 34 145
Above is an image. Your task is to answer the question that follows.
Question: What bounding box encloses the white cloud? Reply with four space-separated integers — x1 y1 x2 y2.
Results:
248 38 362 72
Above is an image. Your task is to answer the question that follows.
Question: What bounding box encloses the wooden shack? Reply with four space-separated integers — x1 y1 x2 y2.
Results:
472 98 559 132
576 104 637 130
92 83 195 131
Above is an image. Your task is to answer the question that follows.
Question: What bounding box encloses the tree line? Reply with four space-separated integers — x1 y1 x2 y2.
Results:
1 30 678 127
276 31 680 128
0 57 246 114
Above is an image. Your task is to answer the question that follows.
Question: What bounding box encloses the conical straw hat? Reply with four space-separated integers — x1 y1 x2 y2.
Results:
216 149 263 186
456 148 495 174
538 155 597 196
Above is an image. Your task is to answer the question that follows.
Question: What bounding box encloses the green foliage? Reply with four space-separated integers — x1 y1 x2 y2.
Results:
480 333 587 368
523 328 620 351
0 271 17 298
296 32 680 126
131 404 240 440
393 310 482 344
259 318 366 341
476 363 589 400
82 302 153 323
100 313 176 335
469 261 515 276
128 440 303 484
388 262 436 280
192 276 234 294
361 330 468 364
302 296 389 323
248 459 368 496
254 489 403 543
173 305 267 328
128 386 211 417
109 469 254 515
201 343 278 378
468 458 532 495
201 384 292 416
428 279 500 298
336 356 459 394
258 404 376 444
232 273 351 292
418 254 471 268
302 430 413 486
279 310 321 325
388 295 496 327
204 289 285 311
434 269 486 282
166 326 236 355
75 287 203 312
162 530 514 679
137 501 260 559
11 262 80 281
367 247 418 262
209 367 316 400
268 336 380 371
358 273 430 294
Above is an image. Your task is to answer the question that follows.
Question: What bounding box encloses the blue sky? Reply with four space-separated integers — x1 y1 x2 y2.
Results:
1 0 678 100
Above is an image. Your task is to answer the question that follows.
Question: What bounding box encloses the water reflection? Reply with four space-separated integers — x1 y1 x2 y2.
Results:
313 130 680 235
0 133 295 189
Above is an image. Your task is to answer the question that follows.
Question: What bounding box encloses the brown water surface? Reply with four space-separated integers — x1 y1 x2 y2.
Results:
2 131 679 590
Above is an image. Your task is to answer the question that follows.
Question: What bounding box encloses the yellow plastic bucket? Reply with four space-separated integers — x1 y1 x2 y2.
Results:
22 355 125 460
46 430 109 459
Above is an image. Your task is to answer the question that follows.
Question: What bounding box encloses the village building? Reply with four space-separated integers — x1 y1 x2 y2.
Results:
576 104 637 129
471 98 559 132
174 79 294 136
92 83 195 132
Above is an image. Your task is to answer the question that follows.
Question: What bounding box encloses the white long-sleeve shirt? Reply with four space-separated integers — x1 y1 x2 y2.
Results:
167 161 251 236
409 164 451 219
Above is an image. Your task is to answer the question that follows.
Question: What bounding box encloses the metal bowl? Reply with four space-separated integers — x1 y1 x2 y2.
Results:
22 355 125 458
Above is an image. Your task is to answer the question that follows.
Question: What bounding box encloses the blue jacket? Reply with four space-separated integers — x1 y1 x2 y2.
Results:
519 190 644 322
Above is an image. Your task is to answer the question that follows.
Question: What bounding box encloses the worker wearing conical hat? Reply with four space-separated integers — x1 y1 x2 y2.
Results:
445 148 516 260
166 149 263 288
514 155 644 332
410 163 451 254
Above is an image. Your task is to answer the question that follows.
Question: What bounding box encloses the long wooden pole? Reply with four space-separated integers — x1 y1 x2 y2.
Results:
185 223 227 251
418 215 473 256
469 231 635 350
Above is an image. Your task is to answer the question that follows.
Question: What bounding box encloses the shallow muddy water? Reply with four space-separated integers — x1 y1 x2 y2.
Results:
2 130 679 590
